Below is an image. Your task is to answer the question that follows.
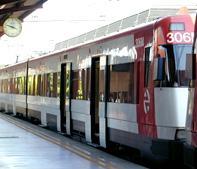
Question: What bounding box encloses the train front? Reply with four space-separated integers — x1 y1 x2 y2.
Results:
153 14 195 163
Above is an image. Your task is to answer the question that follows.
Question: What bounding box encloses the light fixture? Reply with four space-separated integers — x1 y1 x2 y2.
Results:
0 5 6 9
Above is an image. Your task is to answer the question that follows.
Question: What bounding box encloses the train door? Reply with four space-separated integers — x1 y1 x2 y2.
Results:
90 56 108 146
60 62 72 134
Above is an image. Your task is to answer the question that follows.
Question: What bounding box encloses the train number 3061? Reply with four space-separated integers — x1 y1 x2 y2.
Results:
167 32 194 43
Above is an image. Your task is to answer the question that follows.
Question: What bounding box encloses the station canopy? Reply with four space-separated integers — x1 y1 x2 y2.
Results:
0 0 47 36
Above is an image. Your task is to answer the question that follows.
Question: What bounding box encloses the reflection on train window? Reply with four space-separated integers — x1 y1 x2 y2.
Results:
72 68 90 100
109 62 135 103
2 79 8 93
20 77 25 95
57 72 61 97
99 70 105 102
53 73 58 97
14 78 17 94
154 45 193 87
46 73 53 97
28 75 33 95
8 79 11 93
41 74 45 96
37 74 42 96
144 46 151 87
34 75 38 96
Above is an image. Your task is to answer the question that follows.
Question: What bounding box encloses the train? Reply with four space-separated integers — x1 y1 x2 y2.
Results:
0 8 196 167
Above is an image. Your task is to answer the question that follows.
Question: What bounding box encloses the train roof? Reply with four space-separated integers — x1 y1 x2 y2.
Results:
0 0 48 37
54 7 197 52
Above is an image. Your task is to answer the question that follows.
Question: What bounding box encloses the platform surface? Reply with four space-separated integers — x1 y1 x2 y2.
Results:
0 113 148 169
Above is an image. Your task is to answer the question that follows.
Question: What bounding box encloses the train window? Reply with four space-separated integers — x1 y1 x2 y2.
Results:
3 79 8 93
46 73 53 97
53 73 58 97
15 77 19 94
32 75 36 95
5 80 7 93
28 76 33 95
99 69 105 102
34 75 38 96
1 80 4 93
2 79 5 93
18 77 21 94
169 23 185 31
144 46 151 87
5 79 8 93
37 75 42 96
10 78 13 93
154 45 193 87
154 57 165 82
1 80 3 93
72 68 90 100
42 74 47 96
108 62 135 104
2 80 4 93
173 45 193 86
57 72 61 97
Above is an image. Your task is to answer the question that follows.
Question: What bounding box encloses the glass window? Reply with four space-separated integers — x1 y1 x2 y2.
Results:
57 72 61 97
28 76 33 95
37 74 42 96
15 78 19 94
154 44 193 87
65 65 71 99
19 77 25 95
53 73 57 97
99 69 105 102
42 74 47 96
46 73 53 97
10 78 14 94
4 79 7 93
144 47 151 87
109 62 135 103
34 75 38 96
72 68 90 100
169 23 185 31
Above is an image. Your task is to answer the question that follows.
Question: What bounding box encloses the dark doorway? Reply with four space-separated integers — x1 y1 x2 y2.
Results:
60 63 72 134
91 57 100 144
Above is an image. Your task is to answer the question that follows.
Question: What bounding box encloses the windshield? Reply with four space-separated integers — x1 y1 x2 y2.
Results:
155 44 193 87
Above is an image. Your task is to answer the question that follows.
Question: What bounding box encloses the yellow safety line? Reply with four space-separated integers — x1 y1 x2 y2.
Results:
0 114 119 169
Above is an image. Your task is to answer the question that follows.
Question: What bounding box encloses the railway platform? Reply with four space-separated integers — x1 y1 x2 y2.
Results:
0 113 147 169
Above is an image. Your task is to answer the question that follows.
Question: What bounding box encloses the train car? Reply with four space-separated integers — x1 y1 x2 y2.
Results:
0 8 196 163
0 61 28 116
184 13 197 169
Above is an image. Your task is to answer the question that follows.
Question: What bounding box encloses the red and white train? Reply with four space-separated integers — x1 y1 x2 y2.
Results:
0 8 196 166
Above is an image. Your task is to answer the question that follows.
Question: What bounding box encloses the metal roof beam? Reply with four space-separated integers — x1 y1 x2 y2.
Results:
0 0 20 6
0 3 44 15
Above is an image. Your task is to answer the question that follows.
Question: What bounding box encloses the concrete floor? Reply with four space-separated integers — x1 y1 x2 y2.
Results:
0 114 148 169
